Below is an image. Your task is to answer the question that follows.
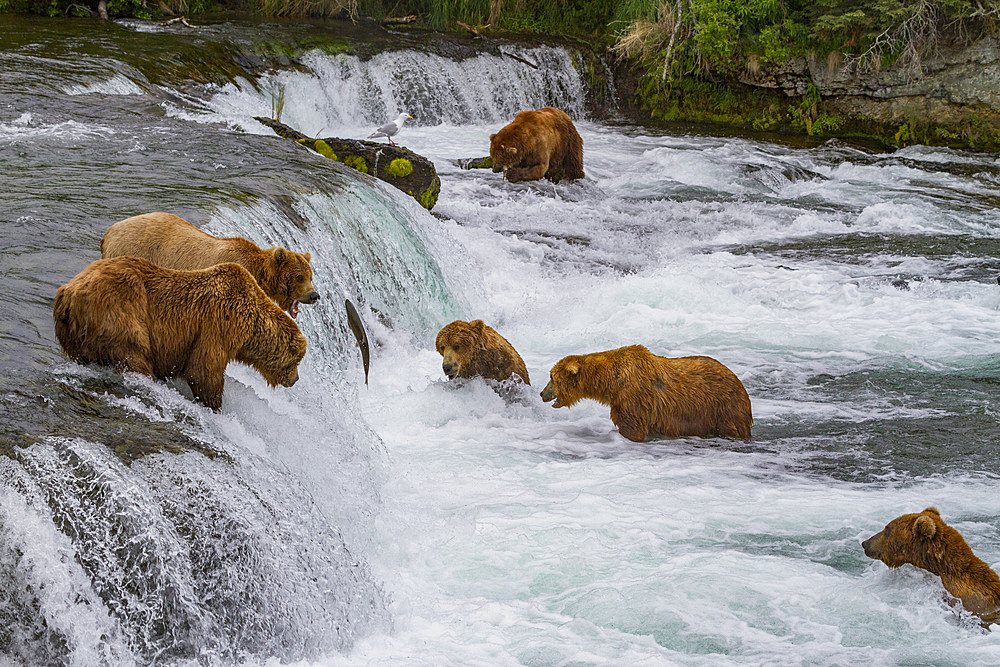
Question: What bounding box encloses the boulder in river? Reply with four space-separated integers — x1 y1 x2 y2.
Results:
255 116 441 210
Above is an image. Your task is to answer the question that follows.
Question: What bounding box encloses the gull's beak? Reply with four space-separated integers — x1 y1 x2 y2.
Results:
408 116 413 120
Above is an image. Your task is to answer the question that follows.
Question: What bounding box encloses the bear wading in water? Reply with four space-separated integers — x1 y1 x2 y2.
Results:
435 319 530 385
54 257 307 411
101 212 319 319
540 345 752 442
863 507 1000 626
490 107 584 183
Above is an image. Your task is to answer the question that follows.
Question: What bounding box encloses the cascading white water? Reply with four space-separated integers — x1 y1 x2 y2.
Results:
193 45 586 136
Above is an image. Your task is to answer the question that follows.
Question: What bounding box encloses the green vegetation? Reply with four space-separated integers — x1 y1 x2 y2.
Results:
343 155 368 173
313 139 338 160
385 157 414 178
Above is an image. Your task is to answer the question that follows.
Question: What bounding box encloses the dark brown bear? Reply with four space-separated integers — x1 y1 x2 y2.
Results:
489 107 584 183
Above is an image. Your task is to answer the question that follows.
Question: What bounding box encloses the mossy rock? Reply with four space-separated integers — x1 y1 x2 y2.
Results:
457 156 493 169
255 116 441 210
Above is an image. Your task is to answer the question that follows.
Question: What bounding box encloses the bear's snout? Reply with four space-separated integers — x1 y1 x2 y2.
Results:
540 380 560 407
302 291 320 304
442 363 456 379
861 534 879 559
492 164 503 173
283 369 299 387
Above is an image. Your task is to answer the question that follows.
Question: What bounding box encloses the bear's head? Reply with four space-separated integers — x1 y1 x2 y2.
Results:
435 319 486 380
862 507 947 569
489 131 521 176
540 356 585 408
264 247 319 319
257 316 308 389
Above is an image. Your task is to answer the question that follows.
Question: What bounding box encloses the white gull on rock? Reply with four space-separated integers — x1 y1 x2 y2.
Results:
367 112 412 146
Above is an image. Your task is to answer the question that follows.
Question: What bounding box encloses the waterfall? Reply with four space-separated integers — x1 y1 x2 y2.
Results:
203 46 588 136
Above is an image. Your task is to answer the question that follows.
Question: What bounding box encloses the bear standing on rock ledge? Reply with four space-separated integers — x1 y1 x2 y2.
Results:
101 212 320 319
540 345 752 442
53 257 307 411
490 107 584 183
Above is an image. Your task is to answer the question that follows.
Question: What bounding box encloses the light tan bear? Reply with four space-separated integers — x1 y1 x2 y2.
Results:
435 319 530 385
540 345 752 442
101 212 319 318
53 257 307 411
489 107 584 183
863 507 1000 625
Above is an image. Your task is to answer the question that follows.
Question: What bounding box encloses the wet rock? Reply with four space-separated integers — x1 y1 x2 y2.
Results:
255 117 441 210
456 156 493 169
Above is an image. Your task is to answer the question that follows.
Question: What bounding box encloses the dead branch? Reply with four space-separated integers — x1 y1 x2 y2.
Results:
156 15 198 27
381 14 416 25
661 0 683 81
498 49 538 69
457 20 491 38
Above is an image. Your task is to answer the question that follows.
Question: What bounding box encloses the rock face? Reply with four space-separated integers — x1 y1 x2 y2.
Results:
740 36 1000 140
255 117 441 210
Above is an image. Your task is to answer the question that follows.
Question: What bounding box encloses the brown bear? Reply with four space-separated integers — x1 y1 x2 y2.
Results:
53 257 307 411
489 107 584 183
862 507 1000 625
101 212 319 318
539 345 752 442
435 319 530 385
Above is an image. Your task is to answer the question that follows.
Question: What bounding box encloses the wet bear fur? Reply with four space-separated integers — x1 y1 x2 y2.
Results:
489 107 584 183
53 256 307 411
863 507 1000 625
539 345 752 442
435 319 530 385
101 212 319 317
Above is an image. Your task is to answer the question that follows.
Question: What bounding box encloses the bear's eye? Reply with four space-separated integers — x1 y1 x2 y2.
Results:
452 344 460 351
296 275 305 283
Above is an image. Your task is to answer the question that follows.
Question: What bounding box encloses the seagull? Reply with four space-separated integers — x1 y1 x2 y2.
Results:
367 112 412 146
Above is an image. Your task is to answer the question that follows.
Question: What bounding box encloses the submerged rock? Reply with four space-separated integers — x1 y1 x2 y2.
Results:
255 117 441 210
457 156 493 169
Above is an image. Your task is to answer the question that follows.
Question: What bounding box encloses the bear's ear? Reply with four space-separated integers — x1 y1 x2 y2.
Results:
469 320 485 334
273 247 287 265
490 133 496 140
564 361 579 376
914 515 937 540
923 507 940 516
304 251 312 263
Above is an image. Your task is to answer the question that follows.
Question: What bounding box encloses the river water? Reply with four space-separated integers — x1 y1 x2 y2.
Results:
2 16 1000 666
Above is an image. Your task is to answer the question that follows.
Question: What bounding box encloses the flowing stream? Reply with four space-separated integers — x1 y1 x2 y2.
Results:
2 16 1000 665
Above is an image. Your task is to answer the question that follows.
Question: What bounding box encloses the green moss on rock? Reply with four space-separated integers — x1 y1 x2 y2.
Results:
344 155 369 173
419 187 438 210
385 157 414 178
313 139 338 161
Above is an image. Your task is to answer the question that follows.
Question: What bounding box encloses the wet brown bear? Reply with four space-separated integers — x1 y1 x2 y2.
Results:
862 507 1000 625
540 345 752 442
435 319 530 385
53 257 307 411
489 107 584 183
101 212 319 318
